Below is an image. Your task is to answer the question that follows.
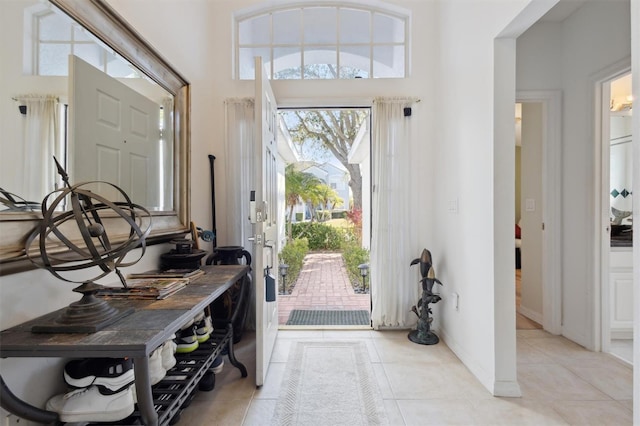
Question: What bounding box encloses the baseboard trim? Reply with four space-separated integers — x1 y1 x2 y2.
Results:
517 305 543 325
493 380 522 397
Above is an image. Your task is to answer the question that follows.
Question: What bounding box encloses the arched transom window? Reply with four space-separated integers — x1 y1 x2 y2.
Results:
235 2 410 80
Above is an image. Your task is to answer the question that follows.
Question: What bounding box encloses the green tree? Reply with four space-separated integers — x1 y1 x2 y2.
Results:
285 165 321 240
315 184 343 221
284 109 368 210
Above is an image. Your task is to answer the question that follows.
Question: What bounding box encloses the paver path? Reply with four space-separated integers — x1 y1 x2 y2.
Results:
278 252 370 325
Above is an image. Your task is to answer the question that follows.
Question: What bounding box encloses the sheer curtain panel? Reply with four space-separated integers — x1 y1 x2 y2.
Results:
20 95 60 203
370 97 420 328
224 98 255 248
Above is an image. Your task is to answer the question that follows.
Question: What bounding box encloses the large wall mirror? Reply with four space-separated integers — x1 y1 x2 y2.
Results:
0 0 191 272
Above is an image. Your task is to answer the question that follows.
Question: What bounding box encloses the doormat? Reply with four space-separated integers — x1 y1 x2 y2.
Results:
271 341 388 425
286 309 370 326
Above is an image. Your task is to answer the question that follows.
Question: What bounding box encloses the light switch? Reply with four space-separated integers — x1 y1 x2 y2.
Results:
525 198 535 212
448 198 459 214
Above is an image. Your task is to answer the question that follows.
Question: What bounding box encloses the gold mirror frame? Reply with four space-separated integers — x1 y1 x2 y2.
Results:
0 0 191 274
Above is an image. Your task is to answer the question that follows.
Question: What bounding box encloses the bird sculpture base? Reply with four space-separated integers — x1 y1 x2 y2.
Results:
31 282 133 333
408 329 440 345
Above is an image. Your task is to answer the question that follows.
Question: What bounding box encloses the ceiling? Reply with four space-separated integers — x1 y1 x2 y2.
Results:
539 0 587 22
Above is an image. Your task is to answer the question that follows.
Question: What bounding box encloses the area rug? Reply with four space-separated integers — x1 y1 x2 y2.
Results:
272 341 388 425
286 309 370 326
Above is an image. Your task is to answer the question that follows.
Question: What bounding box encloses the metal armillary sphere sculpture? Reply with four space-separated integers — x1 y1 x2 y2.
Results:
25 158 151 333
408 248 443 345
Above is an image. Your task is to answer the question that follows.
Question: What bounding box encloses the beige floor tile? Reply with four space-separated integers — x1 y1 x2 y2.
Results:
562 357 633 400
618 399 634 411
373 336 460 365
253 362 286 399
384 362 491 400
176 398 249 426
517 339 556 364
322 329 375 339
396 399 478 425
382 399 406 425
243 399 277 425
372 363 394 399
518 364 612 401
551 400 633 425
516 329 554 339
530 336 607 363
469 398 569 425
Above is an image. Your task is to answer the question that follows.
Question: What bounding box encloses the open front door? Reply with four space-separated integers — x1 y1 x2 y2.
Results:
252 57 279 387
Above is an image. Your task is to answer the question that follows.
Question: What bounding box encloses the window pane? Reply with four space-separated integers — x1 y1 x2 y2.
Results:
373 13 405 43
339 45 370 78
273 10 301 44
39 12 71 41
339 8 370 43
75 43 103 71
106 54 136 78
239 47 271 79
239 14 270 45
373 45 404 78
38 44 70 75
73 27 95 42
304 48 337 79
273 47 301 80
303 8 336 44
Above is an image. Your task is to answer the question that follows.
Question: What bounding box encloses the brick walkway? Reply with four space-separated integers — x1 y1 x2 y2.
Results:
278 252 371 325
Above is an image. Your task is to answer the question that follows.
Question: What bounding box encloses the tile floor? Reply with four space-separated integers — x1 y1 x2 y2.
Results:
176 329 634 425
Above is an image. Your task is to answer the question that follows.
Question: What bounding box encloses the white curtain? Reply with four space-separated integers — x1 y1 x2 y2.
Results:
160 97 174 211
224 98 255 248
20 95 60 203
370 97 420 328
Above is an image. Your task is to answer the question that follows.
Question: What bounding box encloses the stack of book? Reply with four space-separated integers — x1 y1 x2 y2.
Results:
127 268 205 280
97 269 204 300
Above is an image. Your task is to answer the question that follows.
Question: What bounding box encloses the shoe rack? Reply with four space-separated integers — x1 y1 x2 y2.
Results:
0 265 250 426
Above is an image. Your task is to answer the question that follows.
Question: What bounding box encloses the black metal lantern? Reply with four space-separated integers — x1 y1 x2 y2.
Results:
357 263 369 291
279 263 289 294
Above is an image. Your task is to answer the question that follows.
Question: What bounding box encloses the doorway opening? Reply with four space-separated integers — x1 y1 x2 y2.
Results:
276 107 372 328
515 102 543 331
599 71 634 365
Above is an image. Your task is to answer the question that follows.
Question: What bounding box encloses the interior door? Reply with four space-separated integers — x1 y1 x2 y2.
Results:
70 55 161 206
253 56 279 387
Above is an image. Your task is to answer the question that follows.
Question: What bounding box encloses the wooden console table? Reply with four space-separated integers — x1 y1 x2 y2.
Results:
0 265 249 426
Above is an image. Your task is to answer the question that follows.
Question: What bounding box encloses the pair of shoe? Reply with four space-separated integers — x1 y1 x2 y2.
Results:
149 335 177 385
47 358 135 423
175 310 212 353
198 356 225 392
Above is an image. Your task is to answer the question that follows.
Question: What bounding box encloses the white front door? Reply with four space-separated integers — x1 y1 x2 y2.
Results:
70 55 161 207
253 56 279 387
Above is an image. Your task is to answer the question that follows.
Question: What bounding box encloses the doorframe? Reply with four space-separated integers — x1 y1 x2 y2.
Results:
591 58 632 353
516 90 562 335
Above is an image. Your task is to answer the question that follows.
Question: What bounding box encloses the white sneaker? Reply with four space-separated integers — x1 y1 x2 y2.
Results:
161 335 177 371
148 346 166 385
46 385 134 423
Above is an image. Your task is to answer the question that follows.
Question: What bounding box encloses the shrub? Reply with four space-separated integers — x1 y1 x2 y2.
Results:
278 238 309 293
342 241 370 292
331 210 346 219
291 222 345 250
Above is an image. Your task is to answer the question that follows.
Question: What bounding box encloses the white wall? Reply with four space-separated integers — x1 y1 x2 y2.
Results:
516 0 631 349
519 102 543 322
433 0 531 396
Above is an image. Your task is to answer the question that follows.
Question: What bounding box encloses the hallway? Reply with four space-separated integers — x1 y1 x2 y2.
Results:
277 252 371 326
178 329 634 425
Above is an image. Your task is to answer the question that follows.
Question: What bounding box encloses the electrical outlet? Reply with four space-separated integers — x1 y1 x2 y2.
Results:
5 414 23 426
451 292 459 311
